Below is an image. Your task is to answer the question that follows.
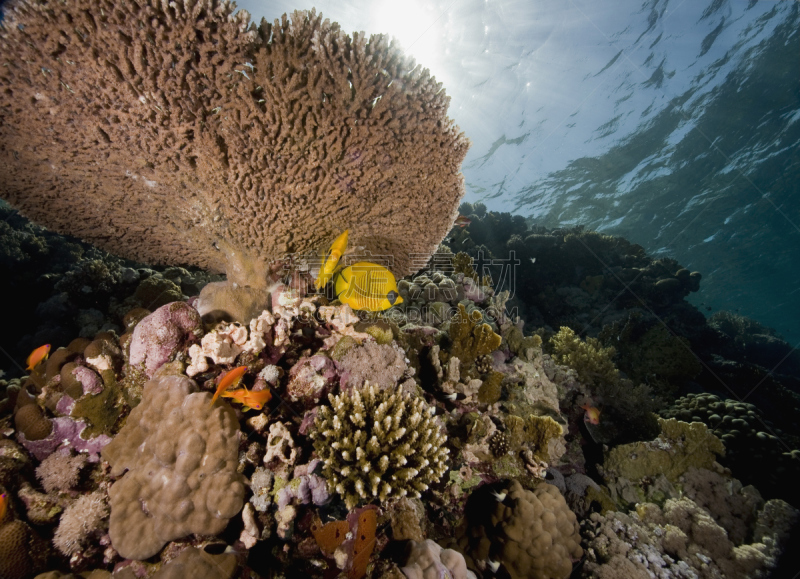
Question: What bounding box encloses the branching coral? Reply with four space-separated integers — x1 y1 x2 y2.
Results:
548 327 618 388
311 383 449 508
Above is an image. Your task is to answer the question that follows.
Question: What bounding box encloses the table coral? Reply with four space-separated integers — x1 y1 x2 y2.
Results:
0 2 469 323
101 375 244 560
311 383 449 509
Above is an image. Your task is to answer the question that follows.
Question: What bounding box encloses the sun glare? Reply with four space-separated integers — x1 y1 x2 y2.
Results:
368 0 441 67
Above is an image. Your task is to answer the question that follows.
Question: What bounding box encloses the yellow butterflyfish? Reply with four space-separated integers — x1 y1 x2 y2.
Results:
315 229 349 290
334 262 403 312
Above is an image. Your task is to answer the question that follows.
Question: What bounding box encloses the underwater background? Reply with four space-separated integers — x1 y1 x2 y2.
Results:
0 0 799 578
237 0 800 343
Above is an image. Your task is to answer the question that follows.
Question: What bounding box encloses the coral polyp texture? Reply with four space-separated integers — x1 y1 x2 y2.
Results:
0 0 469 295
456 480 583 579
101 375 244 560
311 383 449 509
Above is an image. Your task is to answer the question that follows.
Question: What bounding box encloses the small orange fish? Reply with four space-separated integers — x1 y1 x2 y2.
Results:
210 366 248 407
454 215 471 228
0 492 8 523
220 387 272 411
581 404 601 425
26 344 51 371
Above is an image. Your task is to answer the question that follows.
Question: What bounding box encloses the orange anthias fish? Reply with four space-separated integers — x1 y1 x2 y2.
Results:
581 404 601 425
454 215 471 228
26 344 51 371
210 366 248 407
220 387 272 411
0 492 8 523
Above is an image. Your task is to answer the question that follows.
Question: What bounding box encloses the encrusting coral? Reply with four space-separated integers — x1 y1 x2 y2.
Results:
311 383 449 509
0 0 469 323
101 375 244 560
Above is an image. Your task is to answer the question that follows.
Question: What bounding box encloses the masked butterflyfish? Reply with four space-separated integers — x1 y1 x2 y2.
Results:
315 229 349 290
334 262 404 312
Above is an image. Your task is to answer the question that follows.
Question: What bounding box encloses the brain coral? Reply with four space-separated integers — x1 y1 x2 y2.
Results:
457 480 583 579
101 375 244 560
0 1 469 302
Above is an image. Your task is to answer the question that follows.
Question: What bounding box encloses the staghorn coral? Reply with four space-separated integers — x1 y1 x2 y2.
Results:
0 2 469 323
311 383 449 509
101 375 244 560
456 480 583 579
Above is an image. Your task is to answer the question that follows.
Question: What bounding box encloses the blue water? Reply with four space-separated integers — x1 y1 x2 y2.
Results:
238 0 800 343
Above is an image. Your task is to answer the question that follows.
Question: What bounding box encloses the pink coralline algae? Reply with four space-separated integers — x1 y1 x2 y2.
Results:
18 416 112 461
276 459 331 509
71 365 104 395
128 301 203 377
286 355 337 408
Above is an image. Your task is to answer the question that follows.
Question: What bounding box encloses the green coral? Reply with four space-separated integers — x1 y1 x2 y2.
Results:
355 321 395 345
505 326 542 357
330 335 359 361
477 371 504 404
603 417 725 484
504 414 563 462
549 326 618 388
448 303 502 370
311 383 449 509
453 252 478 281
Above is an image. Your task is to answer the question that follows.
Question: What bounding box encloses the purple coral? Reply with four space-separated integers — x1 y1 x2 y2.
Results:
276 459 331 509
286 354 337 408
18 417 112 461
72 366 103 395
128 301 203 377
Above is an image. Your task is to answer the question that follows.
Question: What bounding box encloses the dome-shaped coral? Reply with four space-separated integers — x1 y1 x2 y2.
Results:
311 383 449 509
457 480 582 579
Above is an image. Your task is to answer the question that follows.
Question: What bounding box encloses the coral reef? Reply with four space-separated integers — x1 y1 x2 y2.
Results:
455 480 583 579
52 491 109 557
311 383 449 508
582 494 797 579
101 375 244 560
662 392 800 504
0 2 469 324
402 539 476 579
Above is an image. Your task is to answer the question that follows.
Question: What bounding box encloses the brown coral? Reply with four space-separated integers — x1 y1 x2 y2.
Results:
457 481 582 579
101 375 244 560
0 1 469 321
0 521 34 579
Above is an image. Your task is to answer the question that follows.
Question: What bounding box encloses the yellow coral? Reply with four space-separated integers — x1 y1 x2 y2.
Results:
449 304 502 370
549 326 618 388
